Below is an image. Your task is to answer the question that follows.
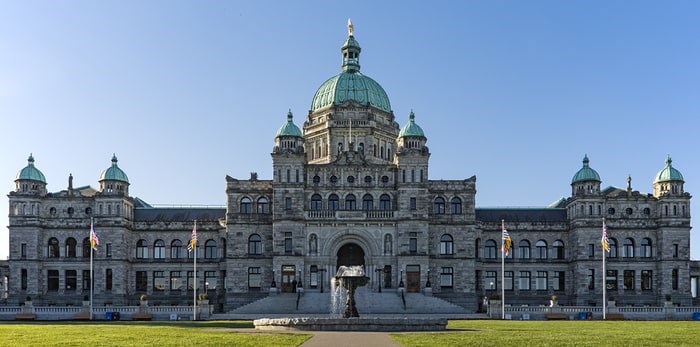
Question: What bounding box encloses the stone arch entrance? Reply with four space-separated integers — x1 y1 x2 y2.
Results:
336 243 365 269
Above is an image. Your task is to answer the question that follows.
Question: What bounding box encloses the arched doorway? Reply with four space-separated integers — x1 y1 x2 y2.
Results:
336 243 365 269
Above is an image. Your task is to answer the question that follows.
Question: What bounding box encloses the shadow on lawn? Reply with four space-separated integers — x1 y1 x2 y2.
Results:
2 320 254 329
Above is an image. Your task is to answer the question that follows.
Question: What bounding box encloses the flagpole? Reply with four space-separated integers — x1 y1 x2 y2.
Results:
501 219 505 320
193 220 197 321
602 218 607 320
90 217 94 321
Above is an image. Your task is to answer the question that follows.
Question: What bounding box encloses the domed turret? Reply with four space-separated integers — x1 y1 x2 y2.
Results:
397 111 427 153
14 154 47 194
399 111 425 138
273 110 304 153
571 155 601 196
653 156 684 197
99 154 129 194
310 20 392 113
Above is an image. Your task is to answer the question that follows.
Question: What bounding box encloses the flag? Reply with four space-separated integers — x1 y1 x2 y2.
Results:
502 225 512 256
90 223 100 250
601 221 610 253
187 222 197 252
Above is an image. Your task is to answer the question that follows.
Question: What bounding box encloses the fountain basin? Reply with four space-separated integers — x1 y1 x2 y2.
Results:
253 317 447 331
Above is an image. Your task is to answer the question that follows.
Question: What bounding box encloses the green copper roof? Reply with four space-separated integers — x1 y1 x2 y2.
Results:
276 110 302 137
399 111 425 137
654 155 684 183
16 154 47 183
310 21 392 113
99 154 129 183
571 155 601 184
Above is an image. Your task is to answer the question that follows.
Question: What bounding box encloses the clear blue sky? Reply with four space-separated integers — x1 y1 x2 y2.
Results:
1 1 698 260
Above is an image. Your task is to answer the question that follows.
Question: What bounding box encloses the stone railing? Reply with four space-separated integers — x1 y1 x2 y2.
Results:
0 304 211 321
488 303 700 320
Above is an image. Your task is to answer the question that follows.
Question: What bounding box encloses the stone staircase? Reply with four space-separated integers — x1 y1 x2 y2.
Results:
226 287 469 316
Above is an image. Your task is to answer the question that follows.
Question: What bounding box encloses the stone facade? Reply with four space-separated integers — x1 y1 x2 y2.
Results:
5 24 699 312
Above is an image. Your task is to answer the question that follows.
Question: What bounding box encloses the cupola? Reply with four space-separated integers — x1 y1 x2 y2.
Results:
99 154 129 194
571 155 601 196
15 153 47 194
653 156 684 197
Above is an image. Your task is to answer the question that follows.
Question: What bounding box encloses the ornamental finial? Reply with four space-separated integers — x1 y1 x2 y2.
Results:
347 18 354 36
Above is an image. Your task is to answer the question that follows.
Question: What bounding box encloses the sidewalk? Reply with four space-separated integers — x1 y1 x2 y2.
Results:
300 332 401 347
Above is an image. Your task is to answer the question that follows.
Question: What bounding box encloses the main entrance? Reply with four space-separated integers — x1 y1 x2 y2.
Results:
336 243 365 269
281 265 296 293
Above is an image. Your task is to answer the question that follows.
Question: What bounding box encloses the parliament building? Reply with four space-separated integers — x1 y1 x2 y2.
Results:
6 23 699 312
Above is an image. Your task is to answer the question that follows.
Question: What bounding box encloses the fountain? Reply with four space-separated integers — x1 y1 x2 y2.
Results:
253 265 447 331
331 265 369 318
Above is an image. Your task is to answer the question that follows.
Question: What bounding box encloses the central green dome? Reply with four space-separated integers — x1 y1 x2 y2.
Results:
310 21 391 113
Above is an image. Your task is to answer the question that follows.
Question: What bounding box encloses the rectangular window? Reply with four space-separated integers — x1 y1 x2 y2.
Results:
205 271 217 291
536 271 547 290
170 271 182 291
136 271 148 291
504 271 514 291
672 269 679 290
410 197 417 210
48 270 59 291
285 197 292 210
409 232 417 253
106 243 112 258
606 270 618 291
65 270 77 291
248 267 261 288
553 271 565 291
519 271 531 290
106 269 113 291
588 244 595 258
21 269 28 290
588 269 595 290
153 271 166 291
187 271 196 291
440 267 453 288
21 243 27 258
285 232 293 254
673 244 679 258
82 270 91 291
475 270 481 290
485 271 497 291
624 270 634 290
641 270 652 290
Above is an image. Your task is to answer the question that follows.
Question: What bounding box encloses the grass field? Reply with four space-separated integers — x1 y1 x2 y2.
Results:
0 321 311 347
392 320 700 347
2 320 700 347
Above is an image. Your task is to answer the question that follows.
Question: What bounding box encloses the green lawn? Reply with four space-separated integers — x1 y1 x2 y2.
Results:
391 320 700 347
0 321 311 347
3 320 700 347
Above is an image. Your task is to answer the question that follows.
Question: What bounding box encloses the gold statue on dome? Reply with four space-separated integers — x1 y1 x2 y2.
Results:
348 18 354 36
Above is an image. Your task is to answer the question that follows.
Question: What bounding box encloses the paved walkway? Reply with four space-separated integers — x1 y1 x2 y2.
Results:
300 332 401 347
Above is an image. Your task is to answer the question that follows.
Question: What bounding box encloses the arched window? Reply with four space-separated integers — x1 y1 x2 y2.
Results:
153 240 165 259
313 175 320 184
623 238 634 258
136 239 148 259
310 194 323 210
345 194 356 210
384 234 393 255
329 194 340 210
82 238 91 258
171 240 183 259
257 197 269 214
451 197 462 214
205 239 217 259
553 240 565 259
309 234 318 255
433 197 445 214
484 240 497 259
65 237 77 258
641 238 652 258
48 237 59 258
379 194 391 210
248 234 262 255
609 238 618 258
440 234 454 255
240 197 252 214
518 240 531 259
536 240 547 259
362 194 374 210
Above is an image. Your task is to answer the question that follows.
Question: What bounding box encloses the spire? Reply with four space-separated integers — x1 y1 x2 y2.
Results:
111 153 118 166
341 20 361 72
